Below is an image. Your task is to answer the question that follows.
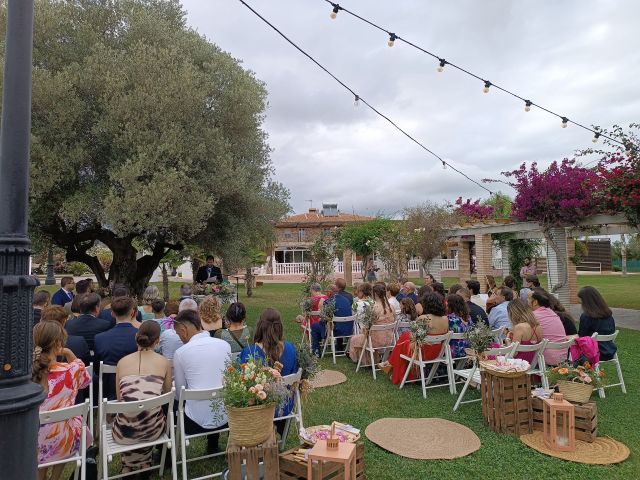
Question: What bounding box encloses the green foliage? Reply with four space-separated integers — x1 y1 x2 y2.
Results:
547 362 604 389
483 192 513 219
336 218 394 257
507 239 542 290
570 239 589 265
66 262 91 276
404 202 455 267
612 234 640 260
464 321 494 355
218 357 288 409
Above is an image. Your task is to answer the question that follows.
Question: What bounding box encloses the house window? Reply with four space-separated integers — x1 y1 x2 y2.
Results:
283 229 292 240
298 229 306 242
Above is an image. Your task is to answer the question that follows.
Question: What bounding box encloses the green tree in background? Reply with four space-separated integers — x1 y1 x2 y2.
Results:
0 0 288 295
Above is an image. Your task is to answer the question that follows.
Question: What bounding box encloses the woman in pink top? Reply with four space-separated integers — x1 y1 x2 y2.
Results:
528 288 567 365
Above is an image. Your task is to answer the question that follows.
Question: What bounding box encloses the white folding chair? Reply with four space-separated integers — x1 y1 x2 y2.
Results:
101 389 177 480
356 322 397 380
511 339 548 386
491 326 506 344
274 368 304 450
177 386 228 480
452 344 516 411
39 400 90 480
449 332 473 370
321 315 357 364
98 362 118 439
393 320 412 343
592 330 626 398
538 337 575 390
300 311 320 352
85 364 95 437
399 332 455 398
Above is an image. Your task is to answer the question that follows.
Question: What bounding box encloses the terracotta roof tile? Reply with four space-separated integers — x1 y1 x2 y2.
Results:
277 211 373 226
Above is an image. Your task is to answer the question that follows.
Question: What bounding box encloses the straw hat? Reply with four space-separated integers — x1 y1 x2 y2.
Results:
520 431 629 464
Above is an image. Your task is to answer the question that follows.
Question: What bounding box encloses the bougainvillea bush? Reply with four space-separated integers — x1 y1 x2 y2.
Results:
502 159 602 227
455 197 494 221
596 154 639 227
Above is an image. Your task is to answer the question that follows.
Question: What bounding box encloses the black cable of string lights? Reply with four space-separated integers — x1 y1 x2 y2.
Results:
236 0 494 194
325 0 625 147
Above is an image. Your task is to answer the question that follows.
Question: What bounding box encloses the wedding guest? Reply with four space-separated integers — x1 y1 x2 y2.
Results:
33 290 51 325
546 293 578 336
65 293 113 351
113 321 172 474
396 298 418 335
34 321 91 480
502 275 517 290
432 282 447 298
396 282 418 303
487 287 513 332
151 299 166 322
307 283 327 356
173 309 230 454
447 293 474 359
99 284 142 323
519 274 541 302
325 284 354 355
578 286 617 361
505 299 543 364
466 280 486 311
199 295 224 335
519 256 537 281
159 302 185 362
528 288 567 365
415 285 434 315
239 309 298 435
335 278 353 303
458 287 488 326
138 285 161 320
353 283 373 314
387 292 449 385
179 283 194 301
51 276 75 306
424 273 435 287
215 302 252 353
349 284 396 365
485 275 497 296
386 283 401 313
364 258 377 283
195 255 223 284
448 283 463 295
179 298 198 313
41 306 91 367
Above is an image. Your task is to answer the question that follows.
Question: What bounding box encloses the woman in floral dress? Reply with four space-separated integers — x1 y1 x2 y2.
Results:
446 293 474 359
33 321 91 480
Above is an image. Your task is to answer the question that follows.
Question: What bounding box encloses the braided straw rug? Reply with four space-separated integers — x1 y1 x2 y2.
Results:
520 431 629 464
310 369 347 389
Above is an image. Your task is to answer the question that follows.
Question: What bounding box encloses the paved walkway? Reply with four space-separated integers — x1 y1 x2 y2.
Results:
569 305 640 331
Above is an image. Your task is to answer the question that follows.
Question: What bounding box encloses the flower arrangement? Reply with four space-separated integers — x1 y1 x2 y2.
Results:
358 302 378 330
295 342 321 398
464 321 494 357
219 357 289 410
409 315 432 345
546 362 604 389
455 197 494 222
300 297 314 314
321 297 337 322
193 282 236 304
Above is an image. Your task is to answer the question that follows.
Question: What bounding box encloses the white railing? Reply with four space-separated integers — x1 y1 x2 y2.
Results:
577 261 602 273
407 259 420 272
353 261 363 273
274 262 311 275
492 258 503 270
441 258 458 270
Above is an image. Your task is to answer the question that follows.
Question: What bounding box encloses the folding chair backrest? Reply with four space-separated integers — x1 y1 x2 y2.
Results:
485 343 516 358
281 368 303 386
40 399 90 425
491 326 505 341
545 337 575 350
592 330 619 342
310 311 321 317
513 339 548 353
333 315 357 323
396 321 412 330
98 361 117 400
370 322 397 332
179 386 224 406
102 389 175 417
423 331 452 344
449 332 466 341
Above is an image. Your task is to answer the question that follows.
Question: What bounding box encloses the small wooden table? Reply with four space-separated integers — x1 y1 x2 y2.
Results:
306 440 356 480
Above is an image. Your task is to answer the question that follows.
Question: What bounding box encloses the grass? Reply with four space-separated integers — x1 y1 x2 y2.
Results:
41 278 638 479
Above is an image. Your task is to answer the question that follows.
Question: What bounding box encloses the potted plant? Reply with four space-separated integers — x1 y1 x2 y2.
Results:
546 362 605 403
218 358 289 447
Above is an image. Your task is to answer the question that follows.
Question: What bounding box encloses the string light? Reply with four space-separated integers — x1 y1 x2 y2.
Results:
592 132 600 143
437 58 446 72
524 100 532 112
330 3 340 19
483 81 491 94
561 117 569 128
354 94 360 107
318 0 626 147
442 161 447 169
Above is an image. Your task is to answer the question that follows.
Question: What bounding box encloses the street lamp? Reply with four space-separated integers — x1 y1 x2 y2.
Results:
0 1 46 479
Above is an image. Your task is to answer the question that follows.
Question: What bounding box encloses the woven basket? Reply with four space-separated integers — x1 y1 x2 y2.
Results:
557 380 594 404
479 360 528 378
227 403 276 447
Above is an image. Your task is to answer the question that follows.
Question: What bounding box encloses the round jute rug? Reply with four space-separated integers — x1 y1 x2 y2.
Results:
310 369 347 389
520 431 629 464
365 418 481 460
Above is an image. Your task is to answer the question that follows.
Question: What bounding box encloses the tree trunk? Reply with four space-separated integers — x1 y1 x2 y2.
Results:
192 257 202 282
621 234 628 276
245 267 254 297
161 263 170 301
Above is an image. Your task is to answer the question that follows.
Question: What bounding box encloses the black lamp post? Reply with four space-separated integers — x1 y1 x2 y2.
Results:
0 1 45 479
45 248 56 285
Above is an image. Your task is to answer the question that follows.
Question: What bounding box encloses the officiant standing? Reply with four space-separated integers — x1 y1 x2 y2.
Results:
195 255 224 283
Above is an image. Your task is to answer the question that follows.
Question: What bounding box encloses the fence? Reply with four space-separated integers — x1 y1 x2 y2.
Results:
612 259 640 272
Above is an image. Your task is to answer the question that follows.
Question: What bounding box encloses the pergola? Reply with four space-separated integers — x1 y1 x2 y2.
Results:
443 214 637 305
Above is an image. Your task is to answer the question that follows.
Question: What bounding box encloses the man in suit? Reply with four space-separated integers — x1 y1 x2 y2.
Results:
195 255 223 284
94 296 139 400
98 284 141 324
51 276 75 306
32 290 50 325
65 292 113 352
458 287 489 326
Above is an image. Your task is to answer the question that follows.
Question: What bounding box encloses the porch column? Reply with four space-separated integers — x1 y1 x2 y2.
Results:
426 257 442 282
501 242 511 278
474 234 493 293
566 236 579 304
545 227 571 306
271 249 276 276
343 248 353 287
457 241 472 283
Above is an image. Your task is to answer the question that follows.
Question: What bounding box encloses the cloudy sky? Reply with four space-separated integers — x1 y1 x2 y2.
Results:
181 0 640 216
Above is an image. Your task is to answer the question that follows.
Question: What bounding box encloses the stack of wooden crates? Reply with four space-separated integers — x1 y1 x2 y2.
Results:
480 370 533 435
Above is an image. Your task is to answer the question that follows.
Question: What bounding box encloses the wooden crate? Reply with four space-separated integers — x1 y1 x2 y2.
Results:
279 442 365 480
226 431 280 480
481 370 532 435
531 396 598 442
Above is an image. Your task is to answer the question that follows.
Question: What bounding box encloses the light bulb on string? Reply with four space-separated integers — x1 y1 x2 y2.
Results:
483 81 491 93
388 33 397 47
354 95 360 108
442 161 447 170
524 100 532 112
561 117 569 128
330 4 340 19
592 132 600 143
437 58 446 72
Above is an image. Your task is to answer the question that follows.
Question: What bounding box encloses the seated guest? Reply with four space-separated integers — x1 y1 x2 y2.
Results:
386 283 401 313
138 285 161 321
215 302 252 353
195 255 223 284
396 298 418 335
447 293 474 358
159 302 186 363
113 321 172 474
387 292 449 385
199 295 224 336
448 283 463 295
465 280 486 311
99 284 142 324
505 299 543 364
151 299 166 322
65 293 113 352
179 298 198 313
179 283 193 301
319 284 354 356
349 284 396 365
353 283 373 314
33 290 50 325
51 276 75 307
34 321 91 480
240 309 298 435
174 309 231 454
458 287 488 326
42 306 91 366
396 282 418 303
62 279 92 313
487 287 513 333
546 293 578 335
335 278 353 303
578 286 617 361
424 273 435 287
415 285 434 316
519 274 541 302
304 283 327 355
502 275 517 290
432 282 447 298
528 288 567 365
485 274 498 297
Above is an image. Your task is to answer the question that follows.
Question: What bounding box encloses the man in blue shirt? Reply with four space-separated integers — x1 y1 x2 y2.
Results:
488 287 514 337
396 282 418 304
51 276 75 306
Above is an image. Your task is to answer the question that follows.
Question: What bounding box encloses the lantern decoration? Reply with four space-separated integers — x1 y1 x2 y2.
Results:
542 392 575 451
326 422 339 450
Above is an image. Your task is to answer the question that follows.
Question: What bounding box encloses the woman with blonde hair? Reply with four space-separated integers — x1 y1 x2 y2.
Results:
138 285 161 320
199 295 224 335
34 321 91 480
505 298 543 364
